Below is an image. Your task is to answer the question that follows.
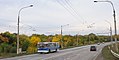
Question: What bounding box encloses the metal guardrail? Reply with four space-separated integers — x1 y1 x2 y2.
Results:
110 50 119 58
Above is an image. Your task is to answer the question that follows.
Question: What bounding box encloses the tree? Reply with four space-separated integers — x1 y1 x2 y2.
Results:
63 35 74 47
0 43 10 53
63 36 70 48
52 36 60 42
27 36 41 53
52 34 61 47
0 35 9 43
88 33 97 44
19 34 30 51
30 36 41 46
1 31 16 44
32 34 48 42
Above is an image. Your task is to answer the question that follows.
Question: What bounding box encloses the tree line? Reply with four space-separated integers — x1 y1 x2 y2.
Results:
0 31 117 54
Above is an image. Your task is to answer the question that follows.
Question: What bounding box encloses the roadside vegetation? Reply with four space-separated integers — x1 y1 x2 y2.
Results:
0 31 116 58
102 45 119 60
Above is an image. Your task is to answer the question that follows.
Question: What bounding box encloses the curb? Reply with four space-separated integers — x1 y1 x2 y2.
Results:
110 50 119 59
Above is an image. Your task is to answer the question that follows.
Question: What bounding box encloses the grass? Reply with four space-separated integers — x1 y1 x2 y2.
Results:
110 43 119 54
0 53 17 59
0 52 35 59
102 46 119 60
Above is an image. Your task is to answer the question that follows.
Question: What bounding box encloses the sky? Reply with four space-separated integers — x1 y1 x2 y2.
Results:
0 0 119 35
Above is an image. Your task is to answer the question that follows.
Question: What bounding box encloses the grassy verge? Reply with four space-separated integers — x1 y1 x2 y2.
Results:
0 53 17 59
102 46 119 60
0 53 34 59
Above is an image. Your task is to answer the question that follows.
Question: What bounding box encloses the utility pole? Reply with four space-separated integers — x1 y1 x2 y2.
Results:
94 0 118 52
105 20 113 42
60 24 69 49
76 34 79 46
61 25 63 48
17 5 33 54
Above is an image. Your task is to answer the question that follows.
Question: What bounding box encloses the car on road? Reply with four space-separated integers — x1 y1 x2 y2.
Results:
90 46 96 51
102 42 105 44
97 43 100 45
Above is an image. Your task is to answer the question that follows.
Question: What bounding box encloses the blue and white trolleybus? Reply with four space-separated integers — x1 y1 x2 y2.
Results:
37 42 59 53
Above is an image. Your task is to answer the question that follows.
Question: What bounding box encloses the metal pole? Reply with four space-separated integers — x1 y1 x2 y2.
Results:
105 20 113 42
76 34 79 46
61 25 63 48
108 24 112 42
88 35 90 44
60 24 69 48
17 5 33 54
94 0 118 52
17 15 20 54
113 8 118 52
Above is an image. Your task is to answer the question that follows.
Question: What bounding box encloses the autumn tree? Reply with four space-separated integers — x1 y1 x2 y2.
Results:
1 31 16 44
52 36 60 42
27 35 41 53
52 34 61 48
63 35 71 48
0 35 9 43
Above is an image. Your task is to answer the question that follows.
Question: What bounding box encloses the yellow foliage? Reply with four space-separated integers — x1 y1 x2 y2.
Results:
64 37 68 41
57 34 61 39
52 34 62 46
26 46 37 54
52 36 60 42
30 36 41 46
27 36 41 53
63 37 70 47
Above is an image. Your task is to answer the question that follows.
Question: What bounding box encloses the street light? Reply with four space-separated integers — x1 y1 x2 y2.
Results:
76 33 79 46
61 24 69 48
87 23 95 44
105 20 112 42
94 0 118 52
17 5 33 54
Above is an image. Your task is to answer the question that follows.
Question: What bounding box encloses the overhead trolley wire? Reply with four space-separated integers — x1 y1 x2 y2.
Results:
56 0 86 24
65 0 85 21
56 0 80 21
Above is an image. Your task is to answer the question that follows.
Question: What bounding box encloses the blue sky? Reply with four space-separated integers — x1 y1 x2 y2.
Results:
0 0 119 35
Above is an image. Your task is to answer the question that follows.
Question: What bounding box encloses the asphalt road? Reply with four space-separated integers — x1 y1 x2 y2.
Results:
1 42 111 60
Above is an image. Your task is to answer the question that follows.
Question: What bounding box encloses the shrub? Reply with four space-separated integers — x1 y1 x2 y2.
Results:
10 46 16 53
26 46 37 54
1 43 9 53
0 46 3 53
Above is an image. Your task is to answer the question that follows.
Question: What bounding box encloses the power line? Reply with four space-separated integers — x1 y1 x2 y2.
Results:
68 0 86 21
64 0 80 17
64 0 78 15
56 0 82 23
61 0 85 23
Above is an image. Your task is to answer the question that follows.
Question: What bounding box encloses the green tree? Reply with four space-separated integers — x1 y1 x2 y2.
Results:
0 43 10 53
19 34 30 51
89 33 97 44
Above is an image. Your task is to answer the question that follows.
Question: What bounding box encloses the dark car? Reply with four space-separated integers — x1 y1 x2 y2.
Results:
90 46 96 51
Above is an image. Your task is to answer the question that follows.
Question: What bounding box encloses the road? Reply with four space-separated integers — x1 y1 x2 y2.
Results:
1 42 111 60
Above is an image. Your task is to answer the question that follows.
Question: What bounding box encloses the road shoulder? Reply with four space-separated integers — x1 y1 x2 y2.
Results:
95 51 103 60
